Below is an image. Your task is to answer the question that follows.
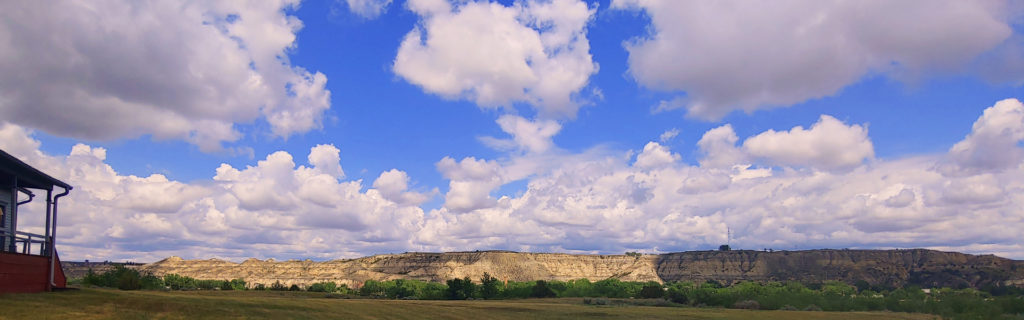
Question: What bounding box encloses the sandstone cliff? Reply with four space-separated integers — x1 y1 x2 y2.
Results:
127 249 1023 289
656 249 1023 289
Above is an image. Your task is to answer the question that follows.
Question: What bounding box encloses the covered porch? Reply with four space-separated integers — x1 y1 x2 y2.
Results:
0 149 72 293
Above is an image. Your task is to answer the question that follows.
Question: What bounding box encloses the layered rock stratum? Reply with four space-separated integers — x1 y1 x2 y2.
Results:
119 249 1023 289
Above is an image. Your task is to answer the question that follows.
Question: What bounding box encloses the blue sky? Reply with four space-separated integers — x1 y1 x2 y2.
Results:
2 0 1024 261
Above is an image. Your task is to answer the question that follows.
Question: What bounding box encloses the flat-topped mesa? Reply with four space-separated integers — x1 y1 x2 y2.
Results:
130 249 1024 290
656 249 1024 289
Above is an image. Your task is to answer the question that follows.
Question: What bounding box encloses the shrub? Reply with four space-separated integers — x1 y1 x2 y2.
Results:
270 281 287 291
117 270 141 290
531 280 556 298
163 274 197 290
139 274 164 290
229 279 247 291
445 277 476 300
289 284 301 291
638 282 665 299
308 282 338 293
479 273 500 299
803 304 822 311
583 297 609 305
780 305 798 311
732 300 760 310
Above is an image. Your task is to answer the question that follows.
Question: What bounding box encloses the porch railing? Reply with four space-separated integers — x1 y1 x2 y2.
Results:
0 230 51 256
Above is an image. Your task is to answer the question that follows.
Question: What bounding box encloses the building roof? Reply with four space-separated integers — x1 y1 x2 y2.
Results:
0 148 72 191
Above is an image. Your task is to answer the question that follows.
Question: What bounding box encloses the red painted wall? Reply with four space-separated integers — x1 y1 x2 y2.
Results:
0 251 64 293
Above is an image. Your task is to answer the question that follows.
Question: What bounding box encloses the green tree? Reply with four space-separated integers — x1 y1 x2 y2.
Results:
480 273 500 299
229 278 247 291
116 269 141 290
270 280 287 291
445 277 477 300
386 279 415 299
531 280 556 298
308 281 338 293
638 282 665 298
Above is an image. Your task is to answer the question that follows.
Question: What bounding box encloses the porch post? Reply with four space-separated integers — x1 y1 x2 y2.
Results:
48 192 58 290
44 189 52 256
45 188 53 291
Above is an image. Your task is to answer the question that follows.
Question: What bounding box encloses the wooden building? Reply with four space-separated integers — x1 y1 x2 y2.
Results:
0 148 72 293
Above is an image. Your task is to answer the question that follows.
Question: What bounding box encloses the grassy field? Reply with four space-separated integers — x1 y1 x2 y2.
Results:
0 288 938 320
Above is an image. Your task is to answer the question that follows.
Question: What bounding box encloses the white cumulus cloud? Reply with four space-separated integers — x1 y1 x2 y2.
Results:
743 115 874 171
0 0 331 151
613 0 1018 119
5 99 1024 260
394 0 598 118
342 0 393 19
947 98 1024 172
634 142 680 169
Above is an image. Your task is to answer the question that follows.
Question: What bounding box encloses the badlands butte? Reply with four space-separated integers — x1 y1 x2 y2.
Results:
114 249 1024 290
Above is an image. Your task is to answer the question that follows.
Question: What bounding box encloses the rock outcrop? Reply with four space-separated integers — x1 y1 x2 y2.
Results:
655 249 1023 289
129 249 1024 289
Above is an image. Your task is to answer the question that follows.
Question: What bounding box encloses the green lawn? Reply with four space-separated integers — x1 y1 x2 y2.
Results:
0 289 937 320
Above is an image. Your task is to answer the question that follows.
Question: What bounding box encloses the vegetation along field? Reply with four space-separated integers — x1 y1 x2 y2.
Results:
4 266 1019 319
0 288 936 320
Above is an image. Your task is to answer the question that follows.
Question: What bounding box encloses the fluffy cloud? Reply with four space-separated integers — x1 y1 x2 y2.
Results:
743 115 874 171
947 98 1024 172
0 126 424 261
4 99 1024 261
394 0 597 118
437 156 504 212
0 0 330 151
696 124 746 169
479 115 562 153
419 99 1024 258
613 0 1019 119
694 116 874 171
372 169 432 206
342 0 393 19
634 142 680 169
659 128 679 143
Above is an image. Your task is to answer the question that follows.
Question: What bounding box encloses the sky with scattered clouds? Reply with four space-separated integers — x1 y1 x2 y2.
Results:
1 0 1023 261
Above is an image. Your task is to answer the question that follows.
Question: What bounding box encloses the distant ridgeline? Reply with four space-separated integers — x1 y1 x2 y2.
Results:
69 249 1023 290
62 261 145 280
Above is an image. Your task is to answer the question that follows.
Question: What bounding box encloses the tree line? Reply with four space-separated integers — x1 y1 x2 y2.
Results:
76 266 1024 319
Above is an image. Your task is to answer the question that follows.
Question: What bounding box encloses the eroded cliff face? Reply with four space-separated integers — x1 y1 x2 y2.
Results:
656 249 1024 289
135 251 661 288
132 249 1024 289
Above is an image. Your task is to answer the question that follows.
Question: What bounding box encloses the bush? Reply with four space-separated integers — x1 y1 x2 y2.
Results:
445 277 476 300
164 274 197 290
480 273 500 299
140 274 164 290
638 282 665 299
308 282 338 293
583 297 610 305
270 281 287 291
230 279 247 291
289 284 301 291
117 270 141 290
732 300 760 310
779 305 798 311
803 304 822 311
531 280 556 298
81 265 159 290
